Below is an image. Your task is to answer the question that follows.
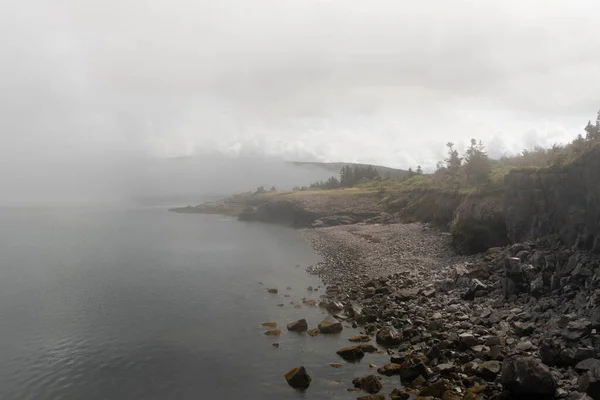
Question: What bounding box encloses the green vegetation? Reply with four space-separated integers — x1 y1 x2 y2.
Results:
260 109 600 198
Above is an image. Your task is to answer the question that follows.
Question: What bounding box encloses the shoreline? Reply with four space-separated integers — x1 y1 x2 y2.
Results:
299 221 598 398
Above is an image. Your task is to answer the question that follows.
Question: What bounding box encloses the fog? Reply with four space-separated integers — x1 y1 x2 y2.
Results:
1 0 599 204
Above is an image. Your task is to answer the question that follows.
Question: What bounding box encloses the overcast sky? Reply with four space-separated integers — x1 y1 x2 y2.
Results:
1 0 600 176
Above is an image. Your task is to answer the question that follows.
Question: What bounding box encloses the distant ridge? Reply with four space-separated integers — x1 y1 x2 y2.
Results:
290 161 409 178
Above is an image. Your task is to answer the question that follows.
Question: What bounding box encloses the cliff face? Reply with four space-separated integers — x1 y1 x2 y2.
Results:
504 148 600 251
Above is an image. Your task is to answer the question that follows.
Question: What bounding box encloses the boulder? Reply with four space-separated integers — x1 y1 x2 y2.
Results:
577 359 600 373
376 327 403 346
503 257 530 298
307 328 320 337
284 366 311 389
336 346 365 361
398 359 428 383
579 366 600 399
352 375 382 394
500 357 556 397
477 361 502 381
513 321 536 337
287 319 308 332
419 379 453 398
318 320 343 334
377 363 403 376
358 344 378 353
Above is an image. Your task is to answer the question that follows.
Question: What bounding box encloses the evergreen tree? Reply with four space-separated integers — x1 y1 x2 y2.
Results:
416 165 423 175
464 138 491 189
445 142 462 174
408 167 414 177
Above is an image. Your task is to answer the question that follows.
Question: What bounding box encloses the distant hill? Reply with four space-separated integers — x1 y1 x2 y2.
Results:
290 161 409 179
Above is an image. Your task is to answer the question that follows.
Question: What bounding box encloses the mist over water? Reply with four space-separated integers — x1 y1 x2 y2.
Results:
0 207 391 400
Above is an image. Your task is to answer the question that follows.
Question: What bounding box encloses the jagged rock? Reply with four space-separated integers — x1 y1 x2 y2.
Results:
318 320 343 334
352 375 382 394
349 335 371 342
307 328 320 337
477 360 502 380
377 363 402 376
376 327 403 346
579 366 600 399
513 321 536 337
503 257 530 298
336 345 365 361
458 333 479 349
419 379 453 397
500 357 556 397
397 359 428 383
568 392 595 400
287 319 308 332
284 366 311 389
320 301 344 313
462 278 488 300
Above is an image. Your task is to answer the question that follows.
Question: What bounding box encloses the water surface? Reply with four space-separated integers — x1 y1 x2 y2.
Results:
0 207 392 399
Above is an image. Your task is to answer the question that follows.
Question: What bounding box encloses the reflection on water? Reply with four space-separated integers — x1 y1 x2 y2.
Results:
0 207 392 400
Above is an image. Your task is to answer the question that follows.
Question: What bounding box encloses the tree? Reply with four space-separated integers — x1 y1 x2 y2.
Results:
408 167 414 177
464 138 491 189
255 186 266 194
340 166 354 187
416 165 423 175
445 142 462 174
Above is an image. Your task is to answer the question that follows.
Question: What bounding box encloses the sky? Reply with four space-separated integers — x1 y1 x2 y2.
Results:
1 0 599 201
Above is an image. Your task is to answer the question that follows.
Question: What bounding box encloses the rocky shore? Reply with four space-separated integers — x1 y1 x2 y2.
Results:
297 222 600 400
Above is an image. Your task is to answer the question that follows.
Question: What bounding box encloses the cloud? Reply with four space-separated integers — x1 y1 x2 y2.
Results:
1 0 599 177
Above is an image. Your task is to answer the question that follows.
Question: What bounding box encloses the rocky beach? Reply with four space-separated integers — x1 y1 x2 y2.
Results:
286 221 600 400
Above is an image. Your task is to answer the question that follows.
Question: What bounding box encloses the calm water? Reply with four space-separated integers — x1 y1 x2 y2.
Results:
0 207 392 400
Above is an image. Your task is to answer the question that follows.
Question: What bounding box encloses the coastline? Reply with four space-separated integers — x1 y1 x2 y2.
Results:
298 222 597 398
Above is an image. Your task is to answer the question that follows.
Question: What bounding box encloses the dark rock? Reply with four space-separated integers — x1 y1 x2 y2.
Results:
287 319 308 332
318 320 343 334
477 360 502 381
458 333 479 349
376 327 403 346
419 379 453 397
397 359 428 383
336 345 365 361
389 388 411 400
577 359 600 373
352 375 382 394
284 366 312 389
358 344 378 353
377 363 402 376
513 321 536 337
503 257 530 298
579 366 600 399
500 357 556 397
267 288 278 294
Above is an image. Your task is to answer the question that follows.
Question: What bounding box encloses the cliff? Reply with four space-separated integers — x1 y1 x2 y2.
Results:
504 147 600 251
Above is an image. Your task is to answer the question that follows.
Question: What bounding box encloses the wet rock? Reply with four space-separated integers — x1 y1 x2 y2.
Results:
376 327 403 346
390 388 411 400
284 366 311 389
287 319 308 332
349 335 371 343
272 343 279 348
267 288 278 294
264 329 282 336
352 375 382 394
336 345 365 361
262 322 277 328
320 301 344 313
318 320 343 334
307 328 320 337
377 363 402 376
329 362 342 368
500 356 557 397
358 344 378 353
